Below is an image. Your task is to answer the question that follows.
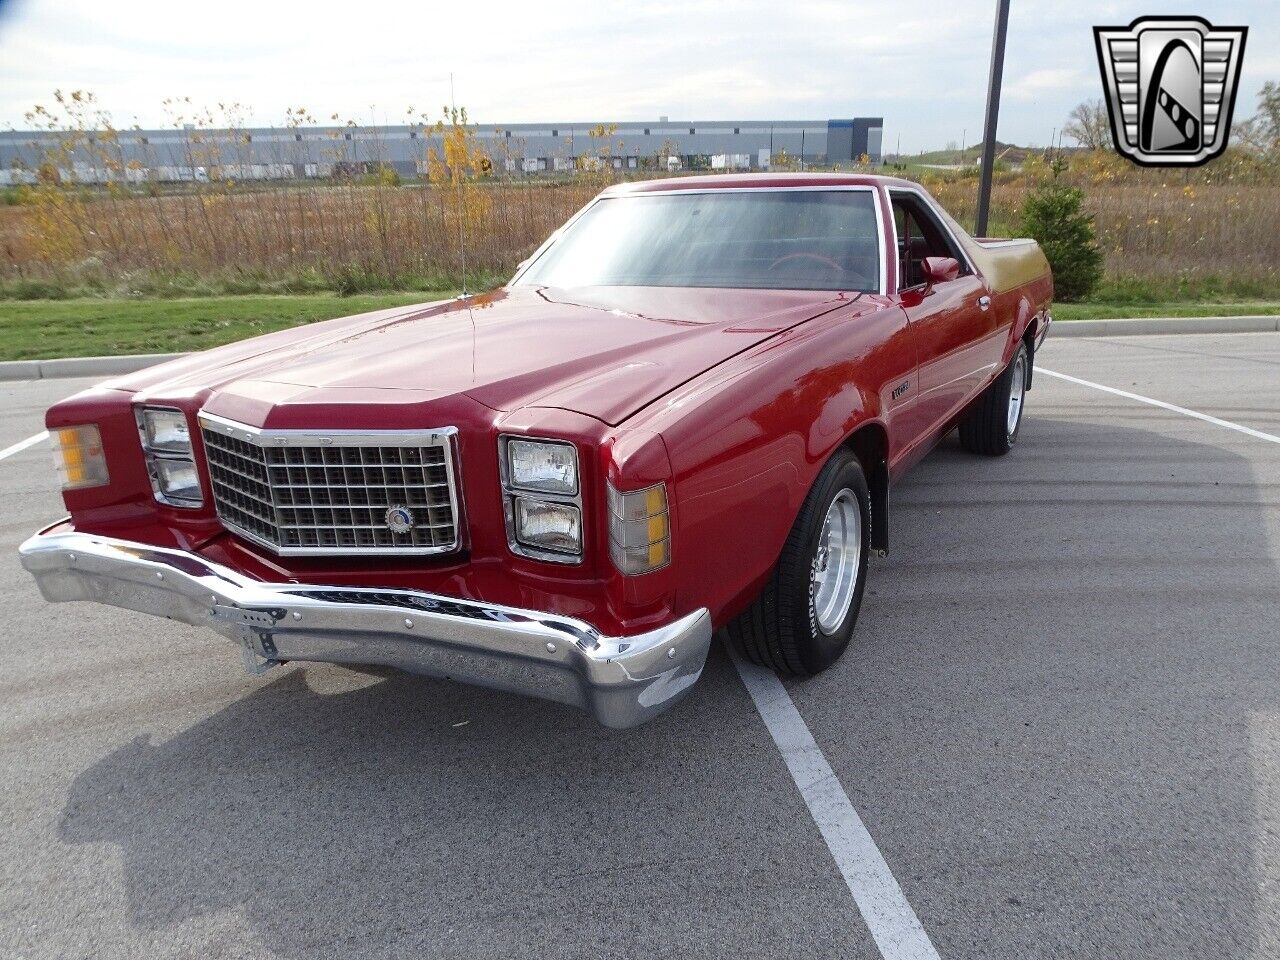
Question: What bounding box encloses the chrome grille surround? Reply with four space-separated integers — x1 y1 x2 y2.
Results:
198 413 461 556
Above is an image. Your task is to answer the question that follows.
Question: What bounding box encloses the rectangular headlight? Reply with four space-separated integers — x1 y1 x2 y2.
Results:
136 406 202 508
514 497 582 554
139 408 192 454
151 457 202 505
507 438 578 495
52 424 109 491
608 482 670 575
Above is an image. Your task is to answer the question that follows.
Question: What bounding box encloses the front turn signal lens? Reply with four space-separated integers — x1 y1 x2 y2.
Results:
52 424 109 491
608 481 670 575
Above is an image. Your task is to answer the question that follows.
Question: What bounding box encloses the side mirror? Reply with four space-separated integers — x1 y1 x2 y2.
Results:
921 256 959 284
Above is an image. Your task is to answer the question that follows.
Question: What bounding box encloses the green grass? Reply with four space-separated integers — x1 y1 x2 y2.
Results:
0 293 449 361
1 290 1277 361
1053 301 1280 321
1054 275 1280 320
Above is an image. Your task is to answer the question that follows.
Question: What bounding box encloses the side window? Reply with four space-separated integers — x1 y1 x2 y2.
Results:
891 193 969 290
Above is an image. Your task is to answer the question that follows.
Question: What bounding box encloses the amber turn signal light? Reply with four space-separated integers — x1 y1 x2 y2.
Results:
607 482 671 575
52 425 109 491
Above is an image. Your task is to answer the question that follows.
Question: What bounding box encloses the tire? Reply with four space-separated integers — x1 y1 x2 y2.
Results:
958 341 1029 456
727 449 871 676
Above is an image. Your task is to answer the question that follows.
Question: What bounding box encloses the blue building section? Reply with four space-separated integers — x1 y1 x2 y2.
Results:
827 119 885 162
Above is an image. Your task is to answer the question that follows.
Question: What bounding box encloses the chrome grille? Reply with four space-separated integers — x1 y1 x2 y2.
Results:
199 415 460 556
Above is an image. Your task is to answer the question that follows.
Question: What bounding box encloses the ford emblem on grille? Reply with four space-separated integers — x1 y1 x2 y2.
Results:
385 506 415 535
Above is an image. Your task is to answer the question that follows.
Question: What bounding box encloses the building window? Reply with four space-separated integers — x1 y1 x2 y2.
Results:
551 129 558 137
344 133 352 141
409 131 417 139
734 128 740 135
689 127 695 135
643 128 650 136
505 130 511 138
295 133 303 142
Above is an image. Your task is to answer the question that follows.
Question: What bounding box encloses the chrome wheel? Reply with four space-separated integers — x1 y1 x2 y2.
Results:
1007 352 1027 436
812 489 862 634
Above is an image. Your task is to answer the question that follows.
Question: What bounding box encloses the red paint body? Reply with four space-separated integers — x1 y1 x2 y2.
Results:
46 174 1052 638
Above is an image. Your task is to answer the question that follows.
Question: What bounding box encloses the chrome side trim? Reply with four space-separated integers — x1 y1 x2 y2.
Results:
18 526 712 728
972 238 1038 249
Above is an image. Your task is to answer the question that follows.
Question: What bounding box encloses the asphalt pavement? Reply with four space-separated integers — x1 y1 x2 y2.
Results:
2 332 1278 960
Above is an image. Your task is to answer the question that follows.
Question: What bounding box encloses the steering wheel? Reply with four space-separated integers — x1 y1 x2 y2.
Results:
768 252 844 274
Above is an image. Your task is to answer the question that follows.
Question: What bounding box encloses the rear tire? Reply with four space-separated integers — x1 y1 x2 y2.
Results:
958 342 1029 456
727 449 871 676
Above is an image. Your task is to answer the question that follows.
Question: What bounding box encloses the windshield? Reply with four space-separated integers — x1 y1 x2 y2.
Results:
514 189 881 292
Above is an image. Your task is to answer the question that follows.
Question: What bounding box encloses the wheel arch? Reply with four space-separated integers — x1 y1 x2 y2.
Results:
1021 319 1038 390
842 421 890 555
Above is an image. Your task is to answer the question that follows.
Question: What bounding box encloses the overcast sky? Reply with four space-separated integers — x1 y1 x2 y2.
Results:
0 0 1274 152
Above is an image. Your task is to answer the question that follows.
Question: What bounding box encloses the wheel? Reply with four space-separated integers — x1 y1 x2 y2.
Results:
958 341 1029 456
727 449 871 676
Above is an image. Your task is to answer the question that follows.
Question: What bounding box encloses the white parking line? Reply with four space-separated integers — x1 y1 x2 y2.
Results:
0 431 48 461
1039 368 1280 444
730 651 941 960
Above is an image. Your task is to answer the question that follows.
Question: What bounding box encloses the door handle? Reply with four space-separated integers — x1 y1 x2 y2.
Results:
977 295 992 311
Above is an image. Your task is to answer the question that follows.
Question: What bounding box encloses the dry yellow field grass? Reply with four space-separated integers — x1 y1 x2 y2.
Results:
3 154 1278 296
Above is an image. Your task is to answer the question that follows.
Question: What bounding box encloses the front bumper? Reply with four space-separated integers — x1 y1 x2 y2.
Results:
18 526 712 728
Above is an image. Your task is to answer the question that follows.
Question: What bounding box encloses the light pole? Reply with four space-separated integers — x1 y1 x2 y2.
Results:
975 0 1011 237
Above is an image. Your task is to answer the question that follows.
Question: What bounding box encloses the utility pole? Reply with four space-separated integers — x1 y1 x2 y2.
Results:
975 0 1011 237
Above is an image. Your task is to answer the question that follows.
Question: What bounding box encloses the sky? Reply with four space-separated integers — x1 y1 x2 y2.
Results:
0 0 1274 153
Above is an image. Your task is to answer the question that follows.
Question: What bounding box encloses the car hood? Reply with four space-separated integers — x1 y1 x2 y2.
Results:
116 286 858 426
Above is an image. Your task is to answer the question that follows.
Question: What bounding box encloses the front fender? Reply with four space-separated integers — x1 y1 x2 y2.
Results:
619 299 909 627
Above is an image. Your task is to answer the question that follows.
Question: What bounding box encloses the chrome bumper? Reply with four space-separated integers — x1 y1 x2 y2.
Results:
18 527 712 728
1036 309 1052 349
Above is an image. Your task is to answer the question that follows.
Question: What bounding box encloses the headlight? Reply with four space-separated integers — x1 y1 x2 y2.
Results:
52 424 109 491
138 408 191 454
152 457 202 504
135 406 203 508
506 438 578 495
608 482 670 575
513 497 582 554
500 435 582 562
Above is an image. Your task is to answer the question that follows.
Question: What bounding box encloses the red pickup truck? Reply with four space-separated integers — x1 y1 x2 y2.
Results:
20 174 1052 727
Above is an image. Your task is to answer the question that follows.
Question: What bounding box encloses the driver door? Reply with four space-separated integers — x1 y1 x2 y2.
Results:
891 192 996 450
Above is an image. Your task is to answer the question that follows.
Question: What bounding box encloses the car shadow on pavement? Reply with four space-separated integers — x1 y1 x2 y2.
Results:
795 412 1280 960
51 412 1279 960
54 644 866 960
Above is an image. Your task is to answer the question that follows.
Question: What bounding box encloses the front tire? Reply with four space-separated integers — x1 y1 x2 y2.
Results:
958 341 1029 456
727 449 871 676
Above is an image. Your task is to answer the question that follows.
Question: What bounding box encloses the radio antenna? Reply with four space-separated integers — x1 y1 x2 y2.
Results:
450 73 469 299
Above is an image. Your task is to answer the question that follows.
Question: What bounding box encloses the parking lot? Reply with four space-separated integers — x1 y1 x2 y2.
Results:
2 331 1278 960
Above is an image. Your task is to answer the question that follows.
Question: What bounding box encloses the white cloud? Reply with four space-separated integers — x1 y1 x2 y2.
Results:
1008 68 1086 102
0 0 1274 152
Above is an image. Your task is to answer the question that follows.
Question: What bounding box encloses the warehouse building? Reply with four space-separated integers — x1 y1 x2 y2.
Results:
0 116 883 184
